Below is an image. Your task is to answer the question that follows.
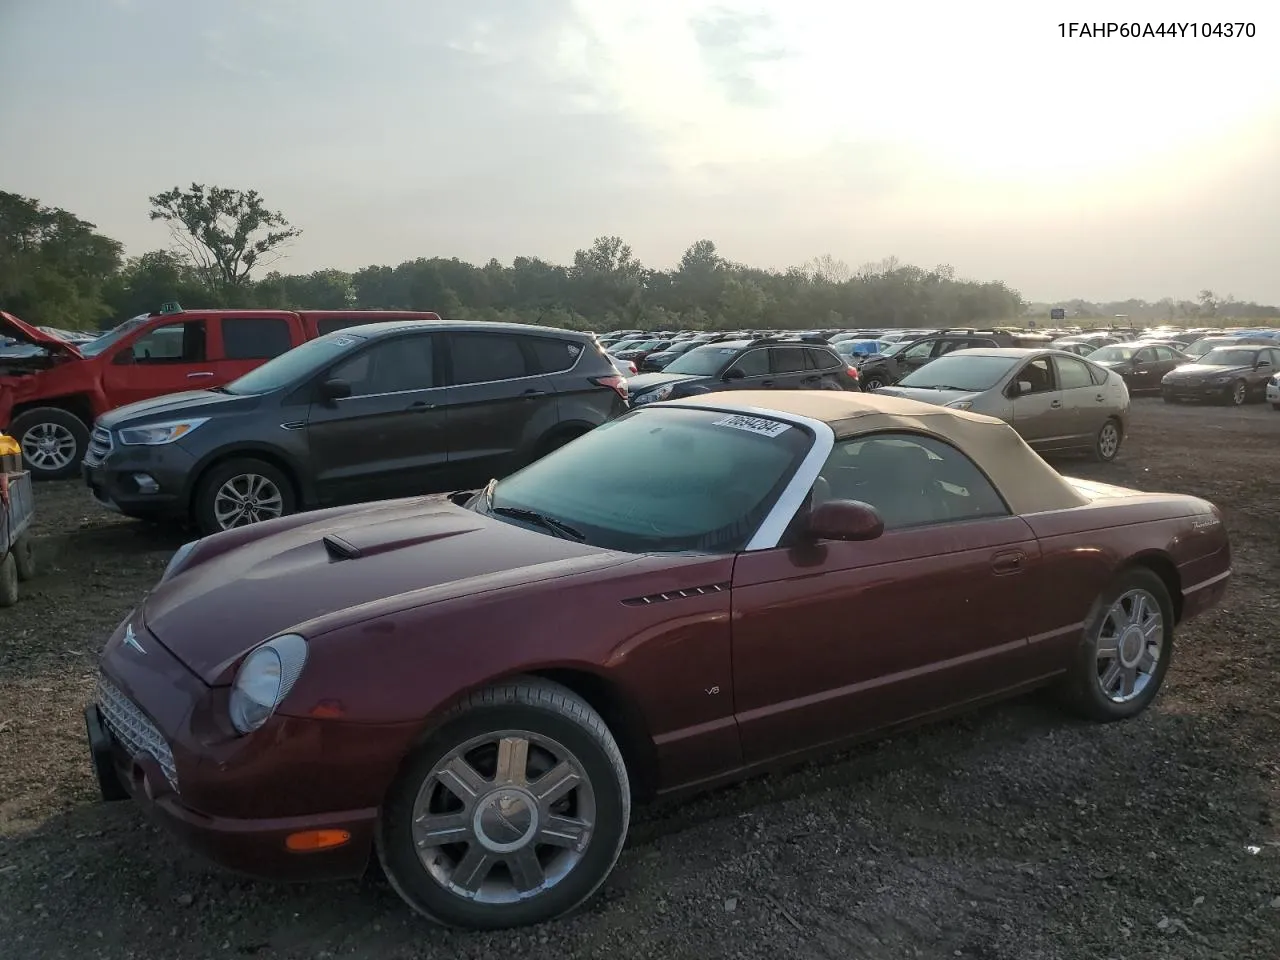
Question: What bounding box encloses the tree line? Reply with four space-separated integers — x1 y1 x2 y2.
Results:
2 186 1274 335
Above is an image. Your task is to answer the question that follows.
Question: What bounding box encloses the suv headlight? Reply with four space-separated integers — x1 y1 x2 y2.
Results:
118 418 209 446
229 634 308 734
945 400 973 410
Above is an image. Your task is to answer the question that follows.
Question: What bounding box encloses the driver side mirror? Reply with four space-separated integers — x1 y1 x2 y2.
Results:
1256 359 1272 369
1009 380 1033 397
722 367 746 381
804 499 884 542
319 378 352 402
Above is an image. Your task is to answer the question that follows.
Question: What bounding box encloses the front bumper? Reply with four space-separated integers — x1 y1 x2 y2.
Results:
1161 381 1229 401
1266 380 1279 405
82 441 198 520
87 617 418 882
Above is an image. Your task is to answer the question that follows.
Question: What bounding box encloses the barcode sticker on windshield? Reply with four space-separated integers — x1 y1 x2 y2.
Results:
712 414 791 437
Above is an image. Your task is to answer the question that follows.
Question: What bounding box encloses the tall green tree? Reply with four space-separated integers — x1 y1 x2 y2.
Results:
148 184 301 292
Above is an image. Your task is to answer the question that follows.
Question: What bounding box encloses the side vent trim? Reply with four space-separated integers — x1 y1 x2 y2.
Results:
621 582 730 606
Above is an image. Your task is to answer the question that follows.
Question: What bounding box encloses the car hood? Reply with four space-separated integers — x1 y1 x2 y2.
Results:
1165 363 1249 378
870 386 975 406
97 389 255 427
142 497 632 684
626 371 703 394
0 311 83 358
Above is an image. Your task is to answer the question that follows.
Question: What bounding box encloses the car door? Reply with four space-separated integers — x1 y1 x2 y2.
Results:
305 332 449 504
1050 353 1104 445
766 347 810 388
441 330 558 486
804 348 845 389
1126 346 1159 390
100 319 215 407
211 316 299 383
731 432 1043 763
1149 345 1182 381
719 347 772 390
897 337 939 374
1007 355 1067 450
1251 348 1277 392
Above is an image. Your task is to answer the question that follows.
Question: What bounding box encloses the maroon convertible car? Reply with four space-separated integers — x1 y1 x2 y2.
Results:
86 391 1232 929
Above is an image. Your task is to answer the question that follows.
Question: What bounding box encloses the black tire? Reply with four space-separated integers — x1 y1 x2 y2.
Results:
1091 418 1122 462
1271 403 1280 412
1059 567 1175 722
193 458 297 536
862 376 886 391
1162 392 1176 404
1227 380 1247 406
376 677 631 930
11 535 35 581
9 407 90 480
0 552 18 607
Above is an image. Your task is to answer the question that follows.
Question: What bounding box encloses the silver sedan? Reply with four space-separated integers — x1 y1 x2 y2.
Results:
873 348 1131 461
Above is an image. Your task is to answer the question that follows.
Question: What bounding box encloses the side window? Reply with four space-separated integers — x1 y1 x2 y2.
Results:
1151 345 1175 362
1053 355 1094 390
902 339 935 360
329 335 435 396
727 349 769 377
1088 362 1109 386
771 347 807 374
129 321 206 364
814 433 1009 529
449 333 529 385
222 318 293 360
1134 347 1155 363
806 348 839 370
1011 357 1054 394
525 337 583 374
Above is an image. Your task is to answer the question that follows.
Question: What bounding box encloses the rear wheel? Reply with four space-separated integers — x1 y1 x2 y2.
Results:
11 535 35 581
1228 380 1247 406
862 375 886 391
377 678 630 930
1060 567 1174 722
0 552 18 607
1092 418 1122 462
193 458 296 536
11 407 90 480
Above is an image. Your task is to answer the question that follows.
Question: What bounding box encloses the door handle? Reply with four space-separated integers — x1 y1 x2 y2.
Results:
522 389 548 398
1095 394 1105 402
407 401 436 412
1050 399 1061 408
186 372 214 378
991 549 1025 575
760 380 775 387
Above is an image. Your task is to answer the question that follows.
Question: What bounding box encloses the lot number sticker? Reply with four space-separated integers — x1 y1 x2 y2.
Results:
712 415 791 437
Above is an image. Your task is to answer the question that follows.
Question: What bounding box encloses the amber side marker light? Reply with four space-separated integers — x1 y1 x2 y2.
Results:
285 829 351 852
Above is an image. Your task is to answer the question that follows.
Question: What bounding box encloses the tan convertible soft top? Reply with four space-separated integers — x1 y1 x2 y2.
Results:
671 390 1090 515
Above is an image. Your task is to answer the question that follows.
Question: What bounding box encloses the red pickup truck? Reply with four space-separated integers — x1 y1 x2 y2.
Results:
0 304 441 478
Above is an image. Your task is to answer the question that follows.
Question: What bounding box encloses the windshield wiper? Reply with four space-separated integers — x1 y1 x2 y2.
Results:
490 506 586 542
483 479 585 541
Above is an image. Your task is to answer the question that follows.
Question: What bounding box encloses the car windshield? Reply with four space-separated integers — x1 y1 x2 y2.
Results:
483 406 812 552
836 340 885 357
880 341 911 356
1089 346 1136 362
1195 348 1259 367
897 354 1018 391
1183 338 1229 359
223 331 368 394
77 315 151 356
662 344 740 376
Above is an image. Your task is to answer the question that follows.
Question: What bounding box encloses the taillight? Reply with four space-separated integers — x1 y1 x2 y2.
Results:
846 366 860 379
628 362 637 375
591 374 629 401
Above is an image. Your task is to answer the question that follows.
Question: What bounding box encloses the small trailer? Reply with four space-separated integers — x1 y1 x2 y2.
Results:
0 465 36 606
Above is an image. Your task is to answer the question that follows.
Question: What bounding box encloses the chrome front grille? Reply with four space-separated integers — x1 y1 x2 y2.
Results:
84 426 113 466
96 675 179 792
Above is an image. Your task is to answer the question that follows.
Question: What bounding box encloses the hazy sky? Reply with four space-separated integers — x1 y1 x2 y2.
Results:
3 0 1278 303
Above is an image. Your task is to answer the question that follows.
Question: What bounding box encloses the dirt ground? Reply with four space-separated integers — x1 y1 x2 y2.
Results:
1 398 1278 960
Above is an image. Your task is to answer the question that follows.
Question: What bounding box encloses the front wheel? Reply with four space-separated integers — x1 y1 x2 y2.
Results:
10 407 90 480
377 678 631 930
1227 380 1247 406
862 376 886 391
1092 418 1122 462
193 458 296 536
1059 568 1174 722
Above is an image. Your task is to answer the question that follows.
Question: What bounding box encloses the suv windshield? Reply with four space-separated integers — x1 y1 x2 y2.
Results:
898 354 1018 392
1183 338 1230 359
483 406 811 552
223 331 367 395
1195 348 1260 367
663 344 742 376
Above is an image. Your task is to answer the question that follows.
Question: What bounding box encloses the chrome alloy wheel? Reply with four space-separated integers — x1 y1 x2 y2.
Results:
1097 421 1120 460
1231 381 1247 405
213 473 284 529
20 422 77 471
413 731 595 904
1095 588 1163 703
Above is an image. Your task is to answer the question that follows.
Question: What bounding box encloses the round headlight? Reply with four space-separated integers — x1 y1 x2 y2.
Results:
229 634 308 734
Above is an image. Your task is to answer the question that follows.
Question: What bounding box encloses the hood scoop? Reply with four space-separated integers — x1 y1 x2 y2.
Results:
319 514 480 562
